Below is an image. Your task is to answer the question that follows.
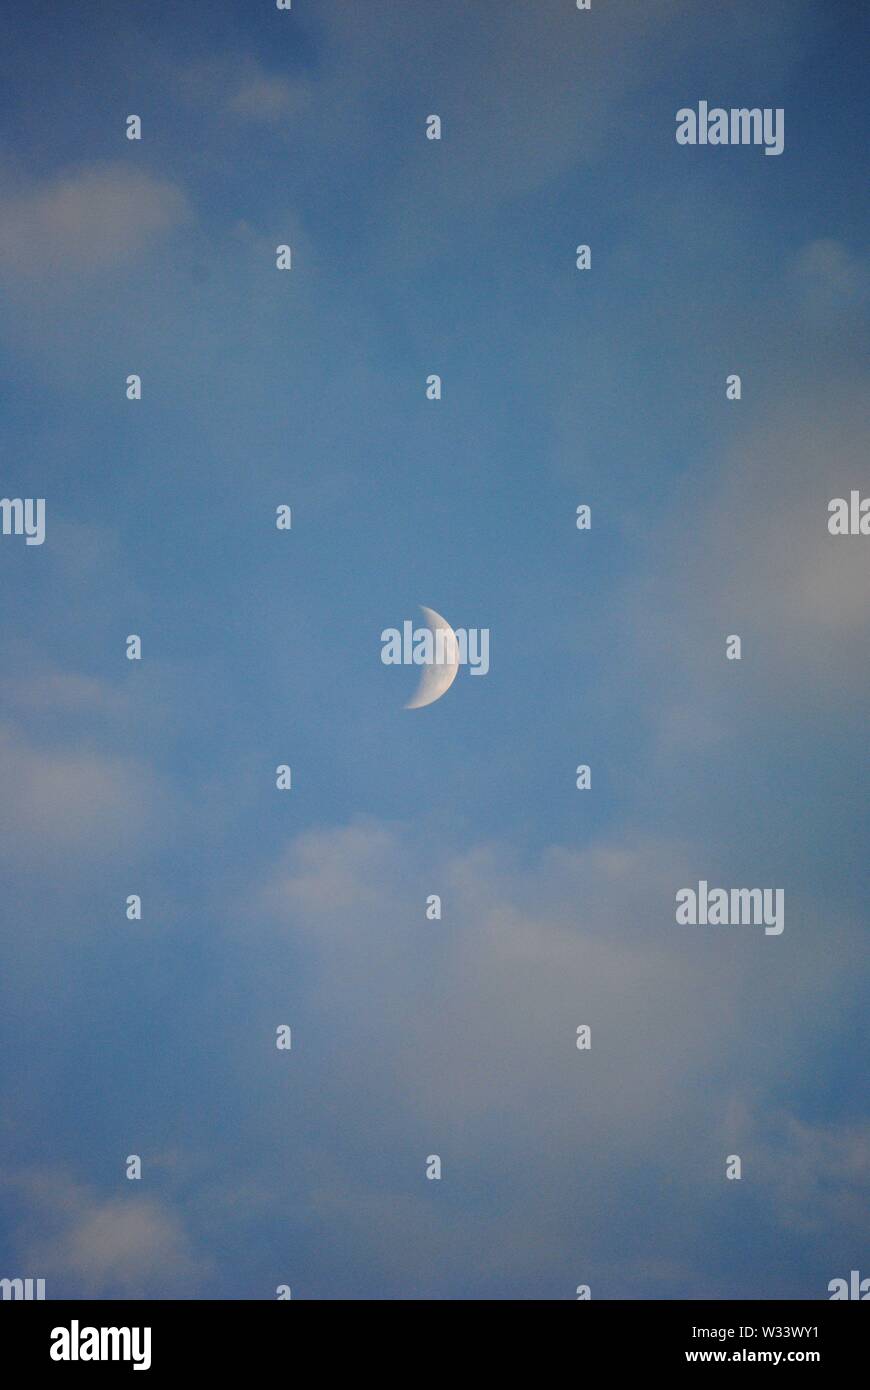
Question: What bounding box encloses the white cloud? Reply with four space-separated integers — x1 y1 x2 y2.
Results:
261 824 847 1131
5 1169 207 1297
792 239 870 310
0 163 189 276
0 721 169 868
617 383 870 725
229 816 868 1293
745 1110 870 1238
178 56 309 125
230 73 305 123
0 670 127 718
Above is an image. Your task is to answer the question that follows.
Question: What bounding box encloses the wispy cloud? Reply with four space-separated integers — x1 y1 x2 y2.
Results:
0 720 171 868
3 1169 207 1297
176 55 310 125
0 163 189 277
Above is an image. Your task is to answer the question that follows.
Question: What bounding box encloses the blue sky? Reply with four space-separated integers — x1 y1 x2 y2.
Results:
0 0 867 1299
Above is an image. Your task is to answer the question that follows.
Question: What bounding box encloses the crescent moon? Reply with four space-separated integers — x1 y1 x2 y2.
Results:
405 606 460 709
